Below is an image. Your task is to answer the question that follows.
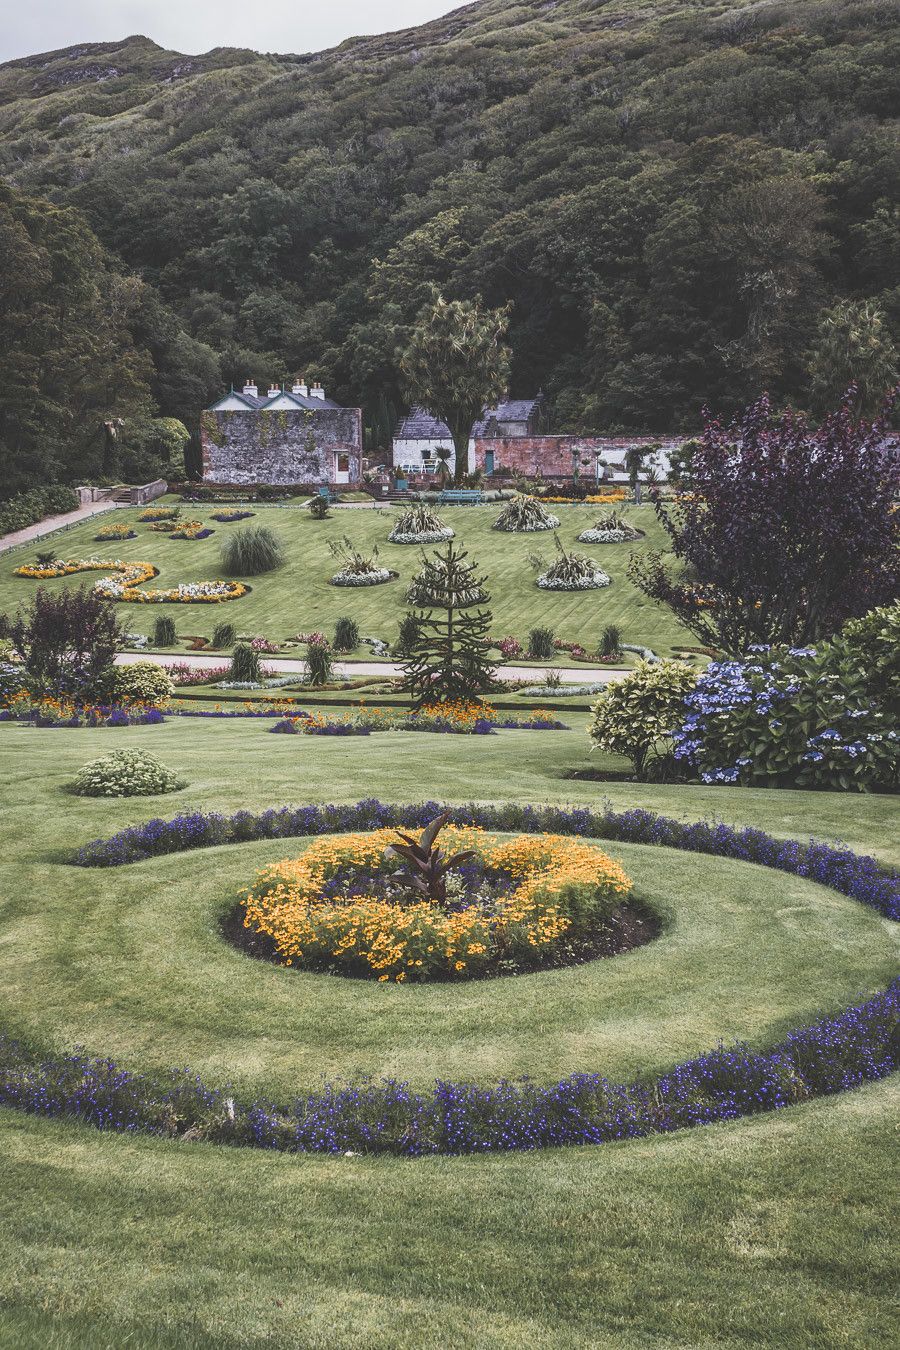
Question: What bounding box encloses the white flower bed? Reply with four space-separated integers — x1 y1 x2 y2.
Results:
536 568 611 591
362 635 390 656
330 568 395 587
387 526 455 544
577 527 638 544
216 675 297 690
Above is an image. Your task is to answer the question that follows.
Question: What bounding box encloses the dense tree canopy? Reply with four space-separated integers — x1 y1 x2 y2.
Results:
0 0 897 461
0 184 220 495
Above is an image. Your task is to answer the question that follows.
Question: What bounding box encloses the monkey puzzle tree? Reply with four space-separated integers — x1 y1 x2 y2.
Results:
399 289 511 483
400 542 495 708
629 391 900 656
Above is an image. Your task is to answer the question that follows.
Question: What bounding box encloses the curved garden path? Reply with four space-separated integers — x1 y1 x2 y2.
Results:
115 650 626 685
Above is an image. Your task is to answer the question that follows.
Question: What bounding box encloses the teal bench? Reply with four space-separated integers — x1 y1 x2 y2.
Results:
439 489 483 505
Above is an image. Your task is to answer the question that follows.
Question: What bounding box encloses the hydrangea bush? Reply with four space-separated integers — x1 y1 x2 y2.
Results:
73 748 184 797
675 646 900 790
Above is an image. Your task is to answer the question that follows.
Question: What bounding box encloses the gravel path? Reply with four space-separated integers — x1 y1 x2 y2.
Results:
0 500 123 554
116 650 625 686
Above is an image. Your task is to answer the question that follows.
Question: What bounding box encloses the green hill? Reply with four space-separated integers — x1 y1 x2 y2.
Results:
0 0 897 466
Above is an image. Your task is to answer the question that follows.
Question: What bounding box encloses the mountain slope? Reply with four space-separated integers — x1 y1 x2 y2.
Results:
0 0 897 433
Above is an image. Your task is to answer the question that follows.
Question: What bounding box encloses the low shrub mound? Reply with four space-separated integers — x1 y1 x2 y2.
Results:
73 748 184 797
388 504 455 544
537 540 610 591
578 513 642 544
220 525 285 576
240 814 636 982
114 661 174 707
492 494 559 532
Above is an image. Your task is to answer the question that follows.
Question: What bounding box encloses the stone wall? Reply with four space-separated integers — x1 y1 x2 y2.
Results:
201 407 363 486
471 435 686 482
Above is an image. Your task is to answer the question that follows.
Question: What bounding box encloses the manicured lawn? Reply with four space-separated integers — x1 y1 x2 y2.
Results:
0 500 695 656
1 719 896 1096
0 715 896 1347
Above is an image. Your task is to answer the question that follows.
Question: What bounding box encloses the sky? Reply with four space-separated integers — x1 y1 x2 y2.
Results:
0 1 465 63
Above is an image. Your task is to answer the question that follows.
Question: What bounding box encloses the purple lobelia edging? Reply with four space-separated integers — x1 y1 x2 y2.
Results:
0 983 896 1155
71 798 900 922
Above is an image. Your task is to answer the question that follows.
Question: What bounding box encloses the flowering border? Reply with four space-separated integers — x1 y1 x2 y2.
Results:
0 799 893 1153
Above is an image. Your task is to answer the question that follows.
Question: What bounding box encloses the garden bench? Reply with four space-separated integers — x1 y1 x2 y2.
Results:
439 489 483 505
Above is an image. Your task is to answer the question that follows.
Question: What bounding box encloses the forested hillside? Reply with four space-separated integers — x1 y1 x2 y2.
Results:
0 0 897 488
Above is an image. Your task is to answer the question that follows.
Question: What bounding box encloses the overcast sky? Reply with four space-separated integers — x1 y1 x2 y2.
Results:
1 1 465 63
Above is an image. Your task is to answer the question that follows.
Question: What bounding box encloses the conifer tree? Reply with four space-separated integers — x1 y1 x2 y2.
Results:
400 542 495 708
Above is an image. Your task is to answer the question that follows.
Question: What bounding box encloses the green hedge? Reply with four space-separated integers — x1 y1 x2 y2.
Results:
0 486 79 537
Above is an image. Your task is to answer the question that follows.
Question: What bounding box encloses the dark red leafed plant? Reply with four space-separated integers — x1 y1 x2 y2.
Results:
384 813 476 905
629 388 900 656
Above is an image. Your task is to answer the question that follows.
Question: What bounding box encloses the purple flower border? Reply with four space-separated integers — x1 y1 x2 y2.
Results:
72 798 900 923
0 799 892 1155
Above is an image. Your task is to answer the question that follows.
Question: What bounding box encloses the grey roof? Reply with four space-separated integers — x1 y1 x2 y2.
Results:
471 396 543 437
393 407 453 441
209 388 341 411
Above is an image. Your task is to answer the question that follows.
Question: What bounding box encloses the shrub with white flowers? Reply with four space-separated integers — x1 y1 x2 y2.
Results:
73 748 185 797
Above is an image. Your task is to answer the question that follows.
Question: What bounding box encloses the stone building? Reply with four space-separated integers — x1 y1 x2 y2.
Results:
201 379 363 487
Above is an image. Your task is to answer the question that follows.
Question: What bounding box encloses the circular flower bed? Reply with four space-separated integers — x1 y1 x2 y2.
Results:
388 504 455 545
240 817 636 982
73 748 184 797
330 567 398 587
14 559 247 604
537 566 611 591
95 526 137 542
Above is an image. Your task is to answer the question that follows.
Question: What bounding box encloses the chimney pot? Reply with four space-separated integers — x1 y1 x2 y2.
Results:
242 379 258 398
292 376 309 397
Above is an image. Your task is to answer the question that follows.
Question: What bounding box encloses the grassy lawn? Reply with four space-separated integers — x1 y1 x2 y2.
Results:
0 500 696 657
0 716 896 1347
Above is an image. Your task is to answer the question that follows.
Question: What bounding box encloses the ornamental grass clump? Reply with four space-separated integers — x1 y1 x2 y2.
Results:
304 635 334 687
220 525 285 576
537 538 610 591
73 748 184 798
153 616 177 647
229 642 262 684
333 616 359 652
388 504 455 544
492 493 559 532
211 621 236 649
527 626 555 660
